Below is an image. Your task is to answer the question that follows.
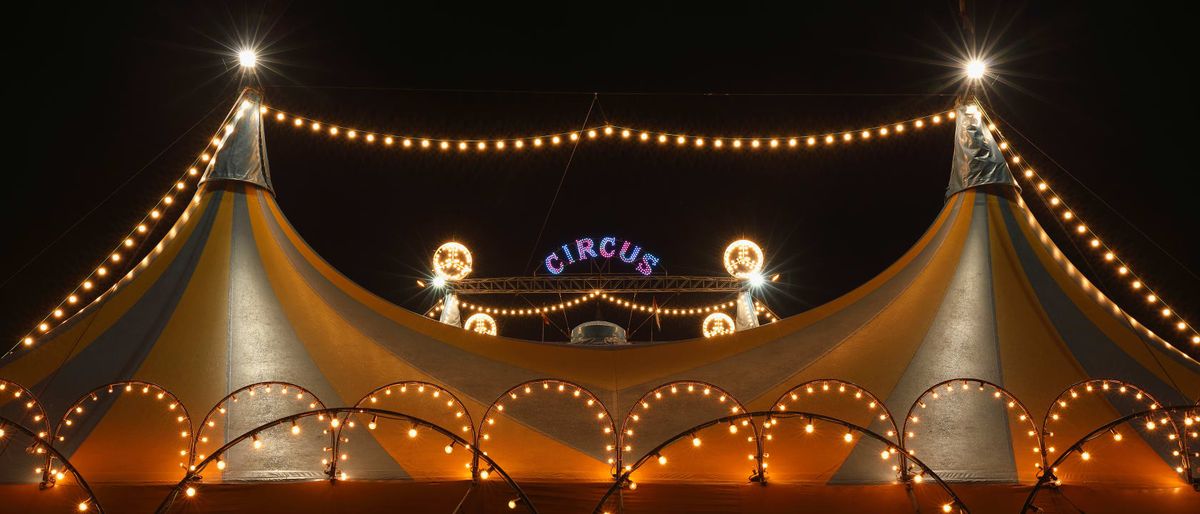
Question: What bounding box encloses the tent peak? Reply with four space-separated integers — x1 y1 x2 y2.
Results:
200 89 274 193
946 103 1017 198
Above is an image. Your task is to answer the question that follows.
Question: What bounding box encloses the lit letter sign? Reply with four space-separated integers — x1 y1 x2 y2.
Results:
544 236 660 276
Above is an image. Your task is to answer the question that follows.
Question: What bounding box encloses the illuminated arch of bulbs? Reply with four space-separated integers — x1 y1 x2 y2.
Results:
49 380 194 486
3 374 1199 512
0 379 54 484
1040 378 1189 477
1021 405 1200 514
6 95 260 359
902 379 1044 476
592 410 969 514
984 107 1199 357
0 416 105 513
192 381 330 472
332 380 476 480
463 312 498 335
620 381 756 476
771 379 900 445
156 408 537 513
262 104 954 156
701 312 736 337
476 379 618 477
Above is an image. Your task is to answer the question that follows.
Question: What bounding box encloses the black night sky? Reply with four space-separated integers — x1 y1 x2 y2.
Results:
3 3 1197 347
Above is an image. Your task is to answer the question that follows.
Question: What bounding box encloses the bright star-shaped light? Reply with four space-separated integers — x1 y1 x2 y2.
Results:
238 49 258 68
965 59 986 80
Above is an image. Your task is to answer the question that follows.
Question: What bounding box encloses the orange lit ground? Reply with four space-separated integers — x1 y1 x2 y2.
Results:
4 481 1200 514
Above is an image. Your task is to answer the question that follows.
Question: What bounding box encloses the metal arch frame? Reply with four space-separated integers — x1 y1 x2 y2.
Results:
590 410 969 514
771 379 900 443
1041 378 1189 479
620 380 760 482
332 380 475 480
49 380 194 483
901 378 1045 474
153 408 537 514
193 381 329 471
0 416 104 514
0 378 53 482
475 378 617 479
1020 405 1200 513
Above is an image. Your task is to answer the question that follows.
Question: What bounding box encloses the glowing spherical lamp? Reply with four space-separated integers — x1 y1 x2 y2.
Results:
464 313 498 336
723 239 764 278
432 242 473 280
702 312 736 338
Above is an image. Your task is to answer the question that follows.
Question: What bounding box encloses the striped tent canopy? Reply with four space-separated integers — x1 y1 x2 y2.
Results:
2 91 1198 514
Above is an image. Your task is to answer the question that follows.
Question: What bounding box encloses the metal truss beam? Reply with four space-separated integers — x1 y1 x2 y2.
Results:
448 275 742 294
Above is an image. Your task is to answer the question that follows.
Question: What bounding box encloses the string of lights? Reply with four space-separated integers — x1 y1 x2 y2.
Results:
431 291 744 318
6 97 261 358
981 105 1200 356
259 104 955 154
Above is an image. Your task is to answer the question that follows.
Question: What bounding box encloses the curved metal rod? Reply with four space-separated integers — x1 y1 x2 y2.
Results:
621 380 757 480
1040 378 1187 479
154 407 537 514
193 381 328 468
332 380 474 480
0 379 53 481
771 378 900 443
50 380 194 481
901 378 1044 471
0 415 105 514
476 378 617 478
1020 405 1199 513
589 410 968 514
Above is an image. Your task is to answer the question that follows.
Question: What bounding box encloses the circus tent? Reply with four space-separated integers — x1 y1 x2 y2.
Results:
1 90 1198 514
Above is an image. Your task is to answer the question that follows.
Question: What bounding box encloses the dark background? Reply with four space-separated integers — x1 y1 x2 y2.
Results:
3 2 1197 347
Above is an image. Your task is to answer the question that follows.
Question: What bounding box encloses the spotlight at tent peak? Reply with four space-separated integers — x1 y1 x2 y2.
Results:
237 48 258 69
965 58 987 80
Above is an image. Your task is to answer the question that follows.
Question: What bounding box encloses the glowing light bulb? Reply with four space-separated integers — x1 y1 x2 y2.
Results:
408 427 418 438
237 49 258 68
965 59 986 79
692 436 701 447
657 455 667 465
185 487 196 497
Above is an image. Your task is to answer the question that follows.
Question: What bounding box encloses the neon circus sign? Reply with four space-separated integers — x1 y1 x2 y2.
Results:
544 236 660 275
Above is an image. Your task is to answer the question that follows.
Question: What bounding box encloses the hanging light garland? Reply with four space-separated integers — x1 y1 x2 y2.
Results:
6 97 263 359
981 106 1199 357
431 291 746 318
260 104 954 155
